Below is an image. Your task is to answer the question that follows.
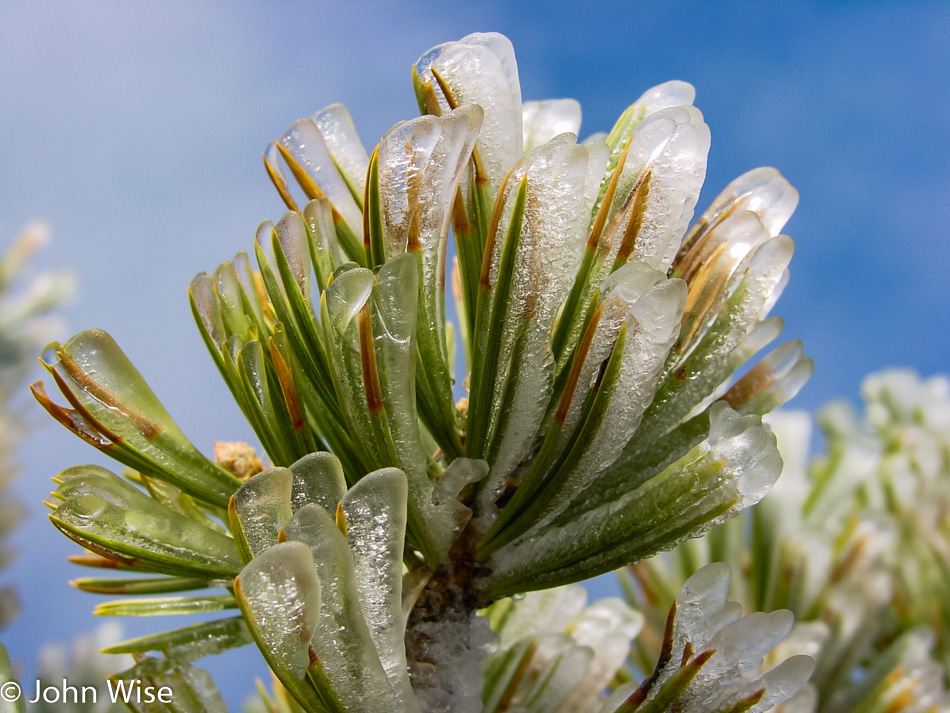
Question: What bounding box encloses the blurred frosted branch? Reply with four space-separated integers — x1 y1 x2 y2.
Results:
33 624 131 713
0 221 74 627
623 369 950 711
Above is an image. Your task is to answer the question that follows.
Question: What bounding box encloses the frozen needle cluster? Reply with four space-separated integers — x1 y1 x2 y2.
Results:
31 33 812 711
624 370 950 712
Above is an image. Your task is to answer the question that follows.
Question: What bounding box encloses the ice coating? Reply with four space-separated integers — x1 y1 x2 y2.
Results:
232 468 293 558
212 261 252 338
728 316 785 386
730 338 808 402
481 135 601 489
674 210 773 317
601 80 696 179
635 80 696 114
427 458 487 558
43 329 239 505
303 197 346 289
485 134 606 290
273 211 311 297
367 257 448 563
703 401 783 509
322 267 373 334
777 686 819 713
484 566 805 712
415 32 522 198
54 462 121 486
485 405 781 595
462 32 521 106
341 469 419 712
234 339 291 465
252 220 293 312
198 263 237 344
321 255 464 565
377 105 481 345
671 562 734 655
569 279 685 485
724 339 814 415
409 612 495 713
94 616 248 668
770 620 830 668
680 167 799 261
324 260 405 487
264 139 305 211
189 273 224 345
532 276 686 531
582 140 610 213
156 665 230 713
234 250 265 325
235 541 321 680
284 504 399 712
601 105 710 274
50 479 241 578
371 253 417 354
522 99 582 151
278 118 364 239
704 234 793 357
622 232 794 455
558 262 668 441
708 654 815 713
760 265 790 319
312 103 370 199
433 457 489 508
728 316 784 372
288 451 346 515
32 31 826 711
378 107 481 259
701 610 795 682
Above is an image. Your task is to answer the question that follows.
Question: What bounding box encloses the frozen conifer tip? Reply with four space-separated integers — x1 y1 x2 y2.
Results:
34 31 812 710
615 564 813 713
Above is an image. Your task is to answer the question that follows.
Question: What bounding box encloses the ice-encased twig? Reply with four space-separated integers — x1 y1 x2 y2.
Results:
483 404 781 597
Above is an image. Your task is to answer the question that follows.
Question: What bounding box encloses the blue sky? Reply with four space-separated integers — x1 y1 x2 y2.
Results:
1 1 948 705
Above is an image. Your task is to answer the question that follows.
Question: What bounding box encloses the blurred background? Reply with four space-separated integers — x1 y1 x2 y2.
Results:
1 0 948 706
